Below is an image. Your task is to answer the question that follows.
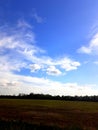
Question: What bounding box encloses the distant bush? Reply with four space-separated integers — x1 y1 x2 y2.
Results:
0 93 98 102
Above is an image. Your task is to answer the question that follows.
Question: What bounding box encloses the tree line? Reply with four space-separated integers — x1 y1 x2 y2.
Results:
0 93 98 102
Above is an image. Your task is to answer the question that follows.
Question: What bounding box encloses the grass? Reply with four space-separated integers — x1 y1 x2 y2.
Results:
0 99 98 129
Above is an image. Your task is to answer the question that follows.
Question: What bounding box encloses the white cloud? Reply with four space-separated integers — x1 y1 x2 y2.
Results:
17 19 32 29
78 46 91 54
0 22 80 76
0 71 97 96
0 21 82 95
0 59 26 72
46 66 62 76
32 11 44 23
94 61 98 65
58 58 80 71
78 33 98 55
30 64 42 72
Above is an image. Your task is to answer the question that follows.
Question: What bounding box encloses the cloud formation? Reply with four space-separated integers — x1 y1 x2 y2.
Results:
30 64 42 72
17 19 32 29
94 61 98 65
58 58 80 71
0 20 83 95
0 21 80 76
0 70 97 96
78 33 98 55
46 66 62 76
32 10 44 23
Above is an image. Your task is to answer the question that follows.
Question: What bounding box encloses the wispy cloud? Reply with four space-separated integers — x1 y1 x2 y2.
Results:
93 61 98 65
17 19 32 29
31 10 44 23
0 20 82 95
0 21 80 76
78 25 98 55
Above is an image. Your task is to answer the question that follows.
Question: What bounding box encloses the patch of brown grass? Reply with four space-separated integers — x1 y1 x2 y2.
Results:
0 99 98 129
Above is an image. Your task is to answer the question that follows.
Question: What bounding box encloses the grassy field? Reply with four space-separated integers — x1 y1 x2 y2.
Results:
0 99 98 129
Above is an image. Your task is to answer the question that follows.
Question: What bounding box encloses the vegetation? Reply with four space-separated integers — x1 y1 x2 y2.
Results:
0 120 65 130
1 93 98 102
0 99 98 129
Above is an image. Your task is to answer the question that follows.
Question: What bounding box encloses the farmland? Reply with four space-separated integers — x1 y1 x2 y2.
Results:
0 99 98 129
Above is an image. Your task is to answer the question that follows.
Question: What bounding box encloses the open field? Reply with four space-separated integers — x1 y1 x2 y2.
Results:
0 99 98 129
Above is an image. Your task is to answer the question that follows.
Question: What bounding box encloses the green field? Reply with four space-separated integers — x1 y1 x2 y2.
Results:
0 99 98 130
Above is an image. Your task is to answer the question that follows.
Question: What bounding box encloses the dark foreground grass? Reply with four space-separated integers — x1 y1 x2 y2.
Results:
0 120 83 130
0 99 98 130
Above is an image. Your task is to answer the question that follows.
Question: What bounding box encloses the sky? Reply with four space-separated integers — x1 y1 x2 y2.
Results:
0 0 98 96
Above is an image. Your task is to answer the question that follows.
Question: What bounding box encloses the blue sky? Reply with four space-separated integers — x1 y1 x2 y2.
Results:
0 0 98 95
